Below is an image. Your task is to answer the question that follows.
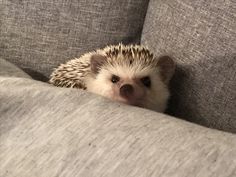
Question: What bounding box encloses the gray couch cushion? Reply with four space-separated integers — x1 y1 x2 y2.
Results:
141 0 236 133
0 0 149 80
0 58 31 78
0 63 236 177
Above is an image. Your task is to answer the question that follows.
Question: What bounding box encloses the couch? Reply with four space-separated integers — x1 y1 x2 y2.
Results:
0 0 235 176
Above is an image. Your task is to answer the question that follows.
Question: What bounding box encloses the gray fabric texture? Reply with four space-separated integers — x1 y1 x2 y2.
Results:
0 58 31 78
0 61 236 177
0 0 149 80
141 0 236 133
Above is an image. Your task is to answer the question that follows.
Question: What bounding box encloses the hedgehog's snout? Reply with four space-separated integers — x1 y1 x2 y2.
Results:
120 84 134 98
117 82 145 107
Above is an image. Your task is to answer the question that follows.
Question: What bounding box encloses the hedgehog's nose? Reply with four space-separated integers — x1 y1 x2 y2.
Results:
120 84 134 98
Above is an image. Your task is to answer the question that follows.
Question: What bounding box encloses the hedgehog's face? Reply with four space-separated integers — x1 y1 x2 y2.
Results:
86 54 175 112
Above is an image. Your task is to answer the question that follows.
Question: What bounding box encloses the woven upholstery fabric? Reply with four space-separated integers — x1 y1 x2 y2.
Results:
0 58 31 79
0 0 149 80
141 0 236 133
0 60 236 177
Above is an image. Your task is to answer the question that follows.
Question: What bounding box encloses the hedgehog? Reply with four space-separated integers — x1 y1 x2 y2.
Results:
49 44 175 112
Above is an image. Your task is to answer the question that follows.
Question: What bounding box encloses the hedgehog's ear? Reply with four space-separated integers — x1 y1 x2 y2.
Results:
90 54 107 74
156 56 176 84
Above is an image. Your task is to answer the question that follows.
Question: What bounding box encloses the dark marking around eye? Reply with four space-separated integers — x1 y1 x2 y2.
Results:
111 75 120 83
141 76 151 88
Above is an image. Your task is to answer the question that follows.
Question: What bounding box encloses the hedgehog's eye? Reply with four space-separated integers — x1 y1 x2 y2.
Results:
141 76 151 88
111 75 120 83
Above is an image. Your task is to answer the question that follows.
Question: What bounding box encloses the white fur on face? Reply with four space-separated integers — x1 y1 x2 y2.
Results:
86 62 170 113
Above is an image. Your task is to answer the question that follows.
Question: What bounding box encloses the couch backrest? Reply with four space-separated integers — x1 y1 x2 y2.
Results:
0 0 149 80
141 0 236 132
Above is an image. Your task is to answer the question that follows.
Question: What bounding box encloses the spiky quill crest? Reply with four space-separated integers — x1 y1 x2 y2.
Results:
49 43 157 89
103 43 155 67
